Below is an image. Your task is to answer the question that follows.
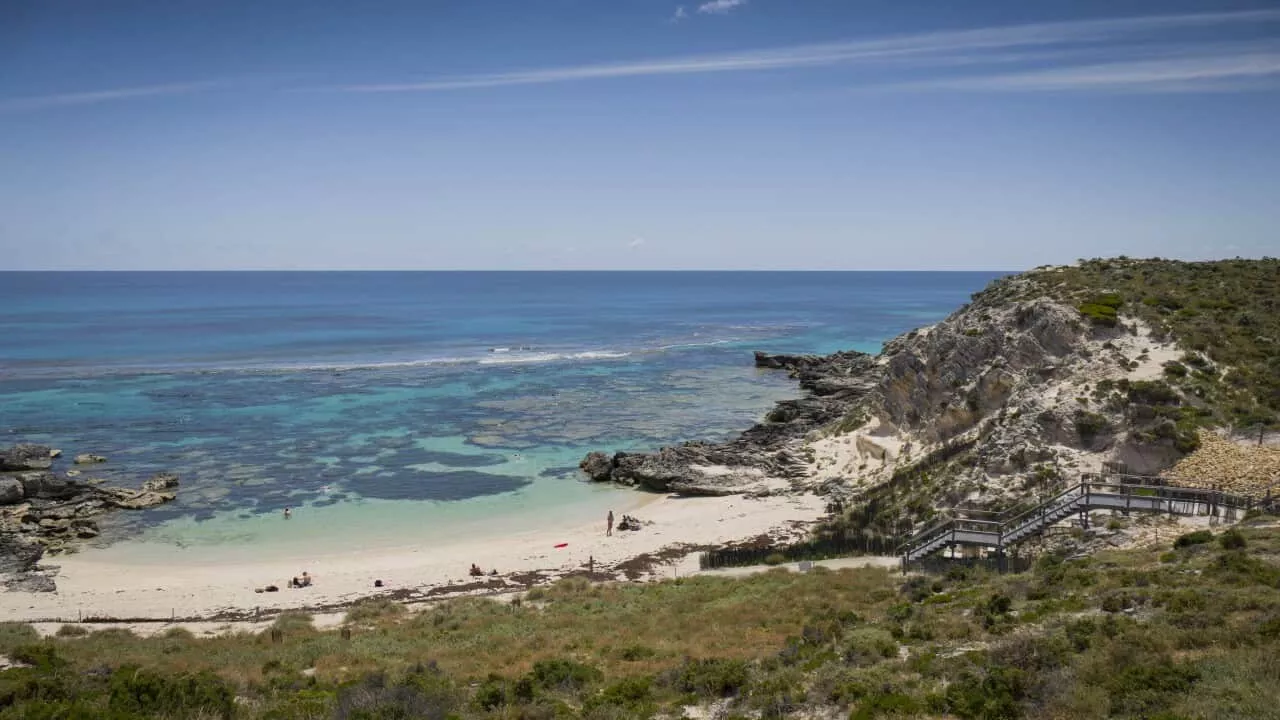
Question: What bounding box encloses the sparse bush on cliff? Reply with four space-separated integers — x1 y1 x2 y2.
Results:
1021 258 1280 427
1126 380 1180 405
1078 293 1123 327
1073 410 1110 440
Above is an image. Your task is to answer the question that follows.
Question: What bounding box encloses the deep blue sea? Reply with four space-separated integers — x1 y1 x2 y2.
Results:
0 271 1002 555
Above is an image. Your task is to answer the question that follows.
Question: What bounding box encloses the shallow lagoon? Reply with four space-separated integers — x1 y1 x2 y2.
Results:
0 271 1003 553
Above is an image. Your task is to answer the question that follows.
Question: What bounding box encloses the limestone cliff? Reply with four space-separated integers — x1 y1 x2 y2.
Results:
584 259 1279 514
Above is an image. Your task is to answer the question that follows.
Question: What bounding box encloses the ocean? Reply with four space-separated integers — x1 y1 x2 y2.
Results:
0 271 1003 559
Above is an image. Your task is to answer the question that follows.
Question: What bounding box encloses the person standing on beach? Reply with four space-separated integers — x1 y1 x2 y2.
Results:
606 510 614 537
284 507 292 519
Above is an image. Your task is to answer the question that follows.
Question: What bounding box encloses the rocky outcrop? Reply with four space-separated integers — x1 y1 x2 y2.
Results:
0 444 54 472
1 445 180 590
142 472 180 492
73 453 107 465
582 351 879 495
584 268 1216 505
580 452 614 482
0 532 43 576
0 478 23 505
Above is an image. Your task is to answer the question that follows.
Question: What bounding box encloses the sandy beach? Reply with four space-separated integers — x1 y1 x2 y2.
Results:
0 491 827 624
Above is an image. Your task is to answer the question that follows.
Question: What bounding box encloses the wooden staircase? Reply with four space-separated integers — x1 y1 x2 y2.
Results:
899 475 1269 571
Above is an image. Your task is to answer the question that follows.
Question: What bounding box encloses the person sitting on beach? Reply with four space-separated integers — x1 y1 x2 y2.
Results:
469 563 483 577
488 568 498 576
300 571 312 587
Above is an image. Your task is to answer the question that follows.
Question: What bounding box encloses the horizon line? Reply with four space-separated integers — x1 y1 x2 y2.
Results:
0 268 1022 273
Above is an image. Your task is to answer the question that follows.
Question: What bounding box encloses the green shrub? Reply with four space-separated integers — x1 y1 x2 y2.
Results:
53 625 88 639
1174 530 1214 548
1103 660 1199 718
0 669 78 710
1100 591 1135 614
764 553 787 566
617 644 657 661
1219 528 1247 550
9 643 67 671
473 675 509 711
1080 294 1124 327
527 657 603 693
851 691 921 719
1127 380 1180 405
0 623 39 654
666 658 750 698
335 671 458 720
1163 362 1188 378
583 676 655 717
980 594 1015 633
1074 410 1111 439
345 597 406 624
842 628 898 666
270 612 315 634
1260 615 1280 640
108 665 236 719
946 665 1026 720
1210 550 1280 587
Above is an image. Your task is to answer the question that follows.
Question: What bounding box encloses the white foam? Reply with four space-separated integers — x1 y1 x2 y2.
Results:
3 335 755 379
477 350 632 366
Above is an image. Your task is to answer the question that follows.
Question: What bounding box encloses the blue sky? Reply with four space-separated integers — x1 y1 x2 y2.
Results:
0 0 1277 270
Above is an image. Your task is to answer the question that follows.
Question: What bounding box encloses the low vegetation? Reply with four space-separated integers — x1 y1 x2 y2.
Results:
4 518 1279 718
1022 258 1280 428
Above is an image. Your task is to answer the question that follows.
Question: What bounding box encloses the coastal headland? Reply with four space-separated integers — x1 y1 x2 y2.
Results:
4 258 1278 626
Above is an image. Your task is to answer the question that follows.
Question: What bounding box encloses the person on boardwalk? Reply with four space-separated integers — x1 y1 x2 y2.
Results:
606 510 614 537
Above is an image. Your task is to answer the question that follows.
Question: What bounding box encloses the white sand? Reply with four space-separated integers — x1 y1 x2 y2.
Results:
1 491 826 623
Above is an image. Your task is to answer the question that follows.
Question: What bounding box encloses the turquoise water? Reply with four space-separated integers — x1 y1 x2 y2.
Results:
0 271 1003 552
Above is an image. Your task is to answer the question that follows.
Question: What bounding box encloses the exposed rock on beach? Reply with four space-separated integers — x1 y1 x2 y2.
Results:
581 350 878 495
0 444 179 591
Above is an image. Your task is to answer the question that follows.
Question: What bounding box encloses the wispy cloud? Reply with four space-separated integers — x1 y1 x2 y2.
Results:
329 9 1280 95
628 237 646 249
698 0 747 15
0 80 221 115
671 6 688 22
893 48 1280 93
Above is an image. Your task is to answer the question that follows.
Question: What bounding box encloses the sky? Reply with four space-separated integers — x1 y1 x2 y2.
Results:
0 0 1277 270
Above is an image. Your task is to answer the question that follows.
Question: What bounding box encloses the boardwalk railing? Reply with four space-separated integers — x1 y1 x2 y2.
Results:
898 476 1269 571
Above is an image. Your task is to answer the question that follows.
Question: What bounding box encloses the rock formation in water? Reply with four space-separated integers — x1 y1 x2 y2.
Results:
583 259 1280 515
0 444 180 590
580 350 879 495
